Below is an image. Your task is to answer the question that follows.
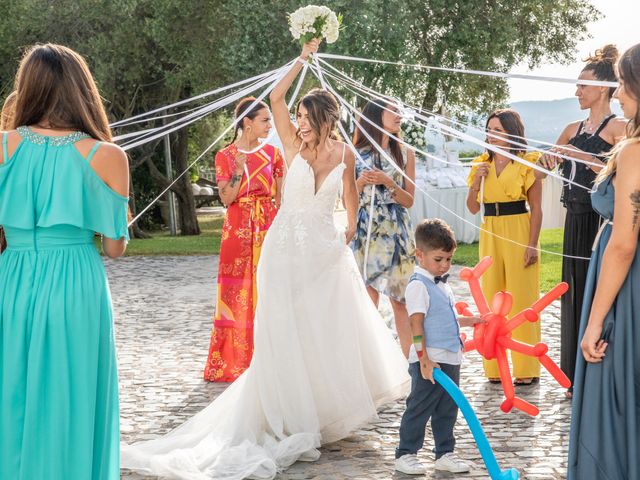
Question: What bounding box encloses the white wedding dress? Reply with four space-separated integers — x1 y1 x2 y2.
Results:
121 150 410 480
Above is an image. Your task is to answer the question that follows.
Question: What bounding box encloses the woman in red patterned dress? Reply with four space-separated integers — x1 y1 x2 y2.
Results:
204 97 284 382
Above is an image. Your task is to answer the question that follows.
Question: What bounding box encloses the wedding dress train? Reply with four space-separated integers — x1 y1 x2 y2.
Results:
121 151 410 479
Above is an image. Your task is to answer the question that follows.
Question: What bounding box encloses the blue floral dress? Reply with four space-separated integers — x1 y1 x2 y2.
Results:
350 147 415 302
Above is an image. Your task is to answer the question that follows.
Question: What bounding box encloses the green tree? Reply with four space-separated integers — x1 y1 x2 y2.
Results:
327 0 599 115
0 0 598 235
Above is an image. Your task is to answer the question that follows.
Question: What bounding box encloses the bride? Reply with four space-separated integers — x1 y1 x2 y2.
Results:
121 40 409 480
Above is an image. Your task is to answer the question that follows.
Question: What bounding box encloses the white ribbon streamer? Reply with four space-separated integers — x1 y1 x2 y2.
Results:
237 62 308 156
317 57 603 170
316 63 590 192
317 52 619 88
480 176 485 225
128 61 295 227
121 64 294 151
310 60 590 260
120 74 279 148
110 67 279 128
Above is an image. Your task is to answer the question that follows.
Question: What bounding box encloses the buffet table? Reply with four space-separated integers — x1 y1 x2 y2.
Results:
409 187 481 244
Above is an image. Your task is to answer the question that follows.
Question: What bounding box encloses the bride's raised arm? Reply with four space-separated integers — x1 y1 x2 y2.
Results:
270 39 320 155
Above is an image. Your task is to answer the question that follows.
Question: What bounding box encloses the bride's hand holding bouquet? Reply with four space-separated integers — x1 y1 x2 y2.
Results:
300 38 321 61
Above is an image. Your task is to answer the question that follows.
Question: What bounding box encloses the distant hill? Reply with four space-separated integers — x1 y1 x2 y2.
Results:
447 98 622 152
510 97 623 145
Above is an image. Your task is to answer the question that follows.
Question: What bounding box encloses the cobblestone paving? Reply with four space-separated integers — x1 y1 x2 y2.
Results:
111 256 570 480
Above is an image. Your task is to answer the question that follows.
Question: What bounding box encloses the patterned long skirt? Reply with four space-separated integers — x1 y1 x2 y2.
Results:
204 196 277 382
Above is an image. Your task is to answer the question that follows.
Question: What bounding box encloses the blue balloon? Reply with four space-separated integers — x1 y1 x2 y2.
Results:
433 368 520 480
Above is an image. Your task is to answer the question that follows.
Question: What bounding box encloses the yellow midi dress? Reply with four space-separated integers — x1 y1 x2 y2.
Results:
467 152 541 379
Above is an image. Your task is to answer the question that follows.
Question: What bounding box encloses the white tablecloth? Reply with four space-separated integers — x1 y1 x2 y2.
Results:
541 178 566 230
410 187 481 244
409 180 567 245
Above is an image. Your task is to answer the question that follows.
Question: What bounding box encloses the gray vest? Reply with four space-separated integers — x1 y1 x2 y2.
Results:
410 272 462 353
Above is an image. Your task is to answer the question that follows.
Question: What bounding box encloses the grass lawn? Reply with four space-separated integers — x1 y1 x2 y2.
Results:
123 214 565 292
455 228 564 292
124 215 224 256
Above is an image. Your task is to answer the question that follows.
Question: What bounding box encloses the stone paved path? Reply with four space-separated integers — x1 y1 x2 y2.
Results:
111 256 571 480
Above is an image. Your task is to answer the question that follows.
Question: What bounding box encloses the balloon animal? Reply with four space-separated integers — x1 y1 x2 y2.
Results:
456 257 571 416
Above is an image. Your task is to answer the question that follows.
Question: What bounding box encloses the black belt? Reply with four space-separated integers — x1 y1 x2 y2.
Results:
483 200 528 217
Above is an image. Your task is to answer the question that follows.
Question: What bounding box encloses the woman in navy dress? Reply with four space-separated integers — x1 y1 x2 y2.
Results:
568 43 640 480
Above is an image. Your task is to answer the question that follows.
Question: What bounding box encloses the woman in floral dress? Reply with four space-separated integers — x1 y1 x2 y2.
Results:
351 100 416 357
204 97 283 382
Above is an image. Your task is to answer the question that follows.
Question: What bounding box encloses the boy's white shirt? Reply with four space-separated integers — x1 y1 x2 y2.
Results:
406 265 464 365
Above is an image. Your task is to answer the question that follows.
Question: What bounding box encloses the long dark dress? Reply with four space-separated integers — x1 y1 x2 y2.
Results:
567 175 640 479
560 115 615 390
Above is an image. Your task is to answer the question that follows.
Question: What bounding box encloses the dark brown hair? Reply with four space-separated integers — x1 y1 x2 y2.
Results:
582 44 619 99
485 108 527 161
415 218 457 253
352 100 404 169
296 88 340 146
12 43 111 141
228 96 269 146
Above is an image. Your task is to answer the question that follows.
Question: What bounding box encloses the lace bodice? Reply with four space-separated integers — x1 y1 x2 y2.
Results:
280 154 346 217
270 153 346 257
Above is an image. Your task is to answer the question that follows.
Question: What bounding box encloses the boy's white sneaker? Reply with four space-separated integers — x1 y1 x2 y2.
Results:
434 452 470 473
395 454 427 475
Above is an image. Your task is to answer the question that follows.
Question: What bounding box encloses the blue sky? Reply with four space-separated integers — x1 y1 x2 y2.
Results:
508 0 637 103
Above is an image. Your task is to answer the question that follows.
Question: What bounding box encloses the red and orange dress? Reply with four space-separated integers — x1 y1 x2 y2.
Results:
204 143 284 382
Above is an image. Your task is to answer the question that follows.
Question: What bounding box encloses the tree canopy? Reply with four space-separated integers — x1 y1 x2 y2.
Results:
0 0 599 233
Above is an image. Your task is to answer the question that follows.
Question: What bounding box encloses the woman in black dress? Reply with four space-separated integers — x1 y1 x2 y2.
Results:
536 44 627 398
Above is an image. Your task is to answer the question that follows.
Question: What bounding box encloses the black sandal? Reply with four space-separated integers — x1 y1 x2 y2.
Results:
514 377 539 385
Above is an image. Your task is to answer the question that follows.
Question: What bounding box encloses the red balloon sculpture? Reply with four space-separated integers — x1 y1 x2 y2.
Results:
456 257 571 416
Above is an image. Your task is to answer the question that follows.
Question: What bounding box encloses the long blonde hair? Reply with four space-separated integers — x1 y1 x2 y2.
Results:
12 44 112 141
0 91 17 130
596 43 640 184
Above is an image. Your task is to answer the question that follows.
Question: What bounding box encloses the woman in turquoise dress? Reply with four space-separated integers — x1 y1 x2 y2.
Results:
568 43 640 479
351 100 416 357
0 44 129 480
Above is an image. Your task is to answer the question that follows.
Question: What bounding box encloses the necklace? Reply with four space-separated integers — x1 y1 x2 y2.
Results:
583 114 611 135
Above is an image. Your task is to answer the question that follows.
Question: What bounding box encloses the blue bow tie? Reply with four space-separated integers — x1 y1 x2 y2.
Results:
434 274 449 284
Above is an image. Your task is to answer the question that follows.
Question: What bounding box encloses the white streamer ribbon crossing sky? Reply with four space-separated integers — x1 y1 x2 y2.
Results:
119 52 611 261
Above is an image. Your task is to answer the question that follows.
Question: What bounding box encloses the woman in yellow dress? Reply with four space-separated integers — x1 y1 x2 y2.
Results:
466 109 543 384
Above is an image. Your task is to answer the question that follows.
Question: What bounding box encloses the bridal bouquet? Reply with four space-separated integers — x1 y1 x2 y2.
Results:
288 5 342 45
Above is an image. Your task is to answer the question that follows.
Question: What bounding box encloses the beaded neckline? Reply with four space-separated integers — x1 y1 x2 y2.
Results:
17 126 91 146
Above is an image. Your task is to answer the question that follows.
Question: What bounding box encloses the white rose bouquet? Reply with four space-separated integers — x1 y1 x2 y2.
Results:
401 122 426 150
288 5 342 45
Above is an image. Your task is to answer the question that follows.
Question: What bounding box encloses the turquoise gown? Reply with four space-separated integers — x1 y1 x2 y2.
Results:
568 175 640 479
0 127 129 479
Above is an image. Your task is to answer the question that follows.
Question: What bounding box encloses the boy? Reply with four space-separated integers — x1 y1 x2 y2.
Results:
395 218 481 475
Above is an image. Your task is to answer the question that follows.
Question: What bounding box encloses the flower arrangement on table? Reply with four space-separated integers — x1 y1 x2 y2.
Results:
288 5 342 45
